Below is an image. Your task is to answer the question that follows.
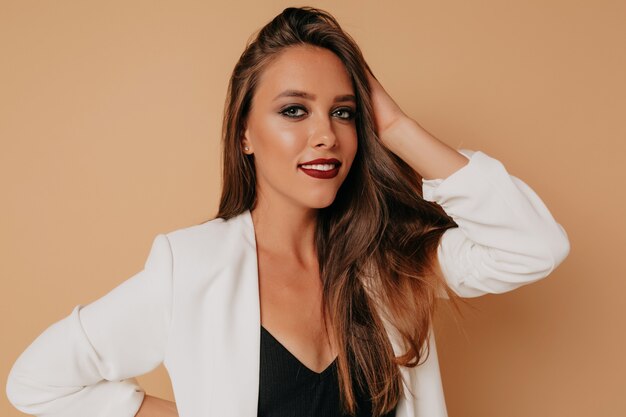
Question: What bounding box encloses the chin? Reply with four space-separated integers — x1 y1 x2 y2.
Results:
303 193 337 209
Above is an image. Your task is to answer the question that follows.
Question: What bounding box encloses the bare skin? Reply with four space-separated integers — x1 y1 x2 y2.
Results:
137 43 468 414
242 45 360 373
135 394 178 417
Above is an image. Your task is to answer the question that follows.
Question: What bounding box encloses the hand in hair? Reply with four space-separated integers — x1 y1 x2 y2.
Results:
366 69 469 180
366 69 413 146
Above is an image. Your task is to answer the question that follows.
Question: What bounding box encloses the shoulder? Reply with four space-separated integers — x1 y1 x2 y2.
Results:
158 211 250 263
154 211 251 286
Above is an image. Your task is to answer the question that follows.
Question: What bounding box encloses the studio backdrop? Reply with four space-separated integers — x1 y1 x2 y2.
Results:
1 1 624 416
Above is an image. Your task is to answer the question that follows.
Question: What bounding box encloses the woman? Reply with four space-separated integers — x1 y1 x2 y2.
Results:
6 6 570 417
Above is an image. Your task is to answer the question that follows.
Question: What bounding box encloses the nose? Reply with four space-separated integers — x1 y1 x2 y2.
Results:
309 115 337 149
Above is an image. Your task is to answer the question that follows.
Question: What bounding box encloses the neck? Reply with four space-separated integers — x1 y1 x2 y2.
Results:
250 197 318 268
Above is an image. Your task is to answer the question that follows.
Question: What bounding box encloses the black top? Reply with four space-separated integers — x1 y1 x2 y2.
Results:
258 325 397 417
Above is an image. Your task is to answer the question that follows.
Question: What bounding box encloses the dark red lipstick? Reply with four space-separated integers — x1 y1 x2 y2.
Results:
298 158 341 179
299 158 340 165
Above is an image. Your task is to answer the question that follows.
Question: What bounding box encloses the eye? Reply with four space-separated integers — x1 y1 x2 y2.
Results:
279 105 307 119
333 107 356 120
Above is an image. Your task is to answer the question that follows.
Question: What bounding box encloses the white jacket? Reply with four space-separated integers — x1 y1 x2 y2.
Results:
6 149 570 417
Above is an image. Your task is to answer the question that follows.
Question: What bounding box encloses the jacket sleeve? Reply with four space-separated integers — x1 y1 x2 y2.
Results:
423 149 571 298
5 233 174 417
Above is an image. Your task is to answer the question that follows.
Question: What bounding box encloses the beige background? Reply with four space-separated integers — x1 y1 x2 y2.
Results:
1 1 624 416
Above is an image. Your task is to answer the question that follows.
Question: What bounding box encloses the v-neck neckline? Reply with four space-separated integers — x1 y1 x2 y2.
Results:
242 209 338 378
260 325 338 378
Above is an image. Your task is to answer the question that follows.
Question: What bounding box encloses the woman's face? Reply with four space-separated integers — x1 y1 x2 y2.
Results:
242 44 358 211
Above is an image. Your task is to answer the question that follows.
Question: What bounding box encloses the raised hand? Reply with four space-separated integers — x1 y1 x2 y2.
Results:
365 69 415 149
364 67 470 180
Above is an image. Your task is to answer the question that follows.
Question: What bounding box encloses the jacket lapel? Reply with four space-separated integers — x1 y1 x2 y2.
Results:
207 209 261 415
206 209 445 417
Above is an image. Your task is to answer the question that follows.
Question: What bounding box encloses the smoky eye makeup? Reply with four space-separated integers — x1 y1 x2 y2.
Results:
333 107 356 120
278 105 307 118
278 104 356 120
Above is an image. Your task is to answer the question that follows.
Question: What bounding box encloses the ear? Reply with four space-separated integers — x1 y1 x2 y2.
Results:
240 125 253 154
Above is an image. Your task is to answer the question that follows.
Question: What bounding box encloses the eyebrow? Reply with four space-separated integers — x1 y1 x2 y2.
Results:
273 89 356 103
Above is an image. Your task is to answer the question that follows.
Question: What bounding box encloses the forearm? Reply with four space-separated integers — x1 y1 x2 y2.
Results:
136 394 179 417
380 117 469 180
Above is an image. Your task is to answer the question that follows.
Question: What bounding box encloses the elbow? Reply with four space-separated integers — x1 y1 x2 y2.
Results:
5 347 49 412
524 222 571 278
5 362 54 413
523 227 570 279
545 223 571 274
5 361 67 413
6 356 26 409
5 373 18 410
468 227 570 296
6 369 33 411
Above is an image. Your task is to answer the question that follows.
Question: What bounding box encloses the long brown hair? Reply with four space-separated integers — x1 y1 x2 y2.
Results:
213 6 464 416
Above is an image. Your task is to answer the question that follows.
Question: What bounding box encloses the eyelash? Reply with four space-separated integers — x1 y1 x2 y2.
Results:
279 105 356 120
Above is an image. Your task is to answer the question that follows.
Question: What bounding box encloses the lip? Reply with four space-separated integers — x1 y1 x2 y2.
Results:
299 165 340 179
297 158 341 180
298 158 341 166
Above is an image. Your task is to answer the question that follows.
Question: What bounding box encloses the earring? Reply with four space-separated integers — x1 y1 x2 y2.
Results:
244 146 249 151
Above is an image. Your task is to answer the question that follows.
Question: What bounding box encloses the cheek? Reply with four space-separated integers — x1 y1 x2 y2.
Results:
342 133 359 173
253 119 303 169
342 128 358 158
